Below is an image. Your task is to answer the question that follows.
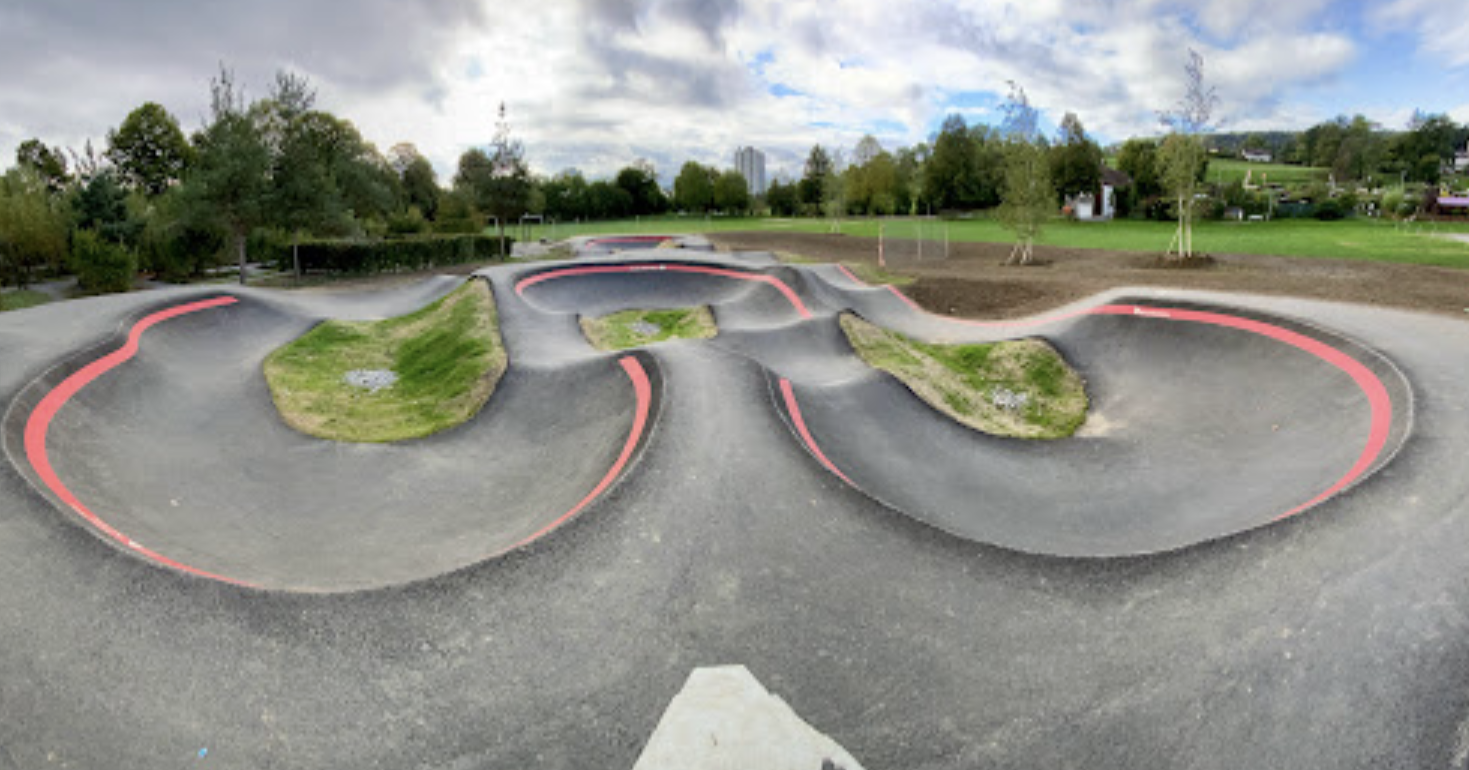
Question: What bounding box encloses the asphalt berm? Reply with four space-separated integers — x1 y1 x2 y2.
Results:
0 241 1465 769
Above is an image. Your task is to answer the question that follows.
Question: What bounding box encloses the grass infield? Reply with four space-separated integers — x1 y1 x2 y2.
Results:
263 279 506 443
580 307 717 350
841 314 1089 439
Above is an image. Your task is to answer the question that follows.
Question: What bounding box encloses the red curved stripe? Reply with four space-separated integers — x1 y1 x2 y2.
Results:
516 263 813 319
835 264 867 287
512 355 653 548
23 300 654 587
22 296 254 586
779 378 858 489
814 295 1396 523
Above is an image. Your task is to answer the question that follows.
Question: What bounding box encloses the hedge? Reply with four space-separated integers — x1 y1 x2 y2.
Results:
69 229 137 294
279 234 514 275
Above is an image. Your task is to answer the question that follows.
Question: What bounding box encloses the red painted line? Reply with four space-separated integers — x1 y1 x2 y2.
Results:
516 263 813 319
835 264 868 287
1085 305 1394 521
22 296 256 587
849 291 1396 521
512 355 653 549
778 378 858 488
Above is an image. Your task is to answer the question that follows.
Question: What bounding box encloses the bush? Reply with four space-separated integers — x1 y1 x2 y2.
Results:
1314 199 1346 221
286 234 514 275
69 229 137 294
387 207 430 236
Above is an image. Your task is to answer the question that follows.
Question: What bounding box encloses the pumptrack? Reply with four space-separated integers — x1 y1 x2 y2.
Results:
0 241 1463 770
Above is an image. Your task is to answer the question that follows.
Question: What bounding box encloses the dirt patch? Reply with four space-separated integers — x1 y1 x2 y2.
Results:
710 231 1469 320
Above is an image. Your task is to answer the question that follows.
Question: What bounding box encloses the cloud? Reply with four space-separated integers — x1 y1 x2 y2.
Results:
0 0 1436 191
1373 0 1469 68
0 1 484 161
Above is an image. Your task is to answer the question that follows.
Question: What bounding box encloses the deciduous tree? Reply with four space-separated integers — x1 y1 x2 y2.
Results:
674 161 715 213
105 102 193 196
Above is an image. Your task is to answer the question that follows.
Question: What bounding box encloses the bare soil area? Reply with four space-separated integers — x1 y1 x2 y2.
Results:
710 231 1469 320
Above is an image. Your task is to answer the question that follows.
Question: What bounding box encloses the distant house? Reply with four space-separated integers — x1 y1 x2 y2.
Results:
1069 166 1132 222
1242 149 1273 163
1455 141 1469 172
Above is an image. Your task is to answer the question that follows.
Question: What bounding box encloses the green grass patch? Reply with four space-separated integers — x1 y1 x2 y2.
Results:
581 307 717 350
840 314 1088 439
0 290 52 312
522 215 1469 269
263 279 506 442
1206 158 1329 187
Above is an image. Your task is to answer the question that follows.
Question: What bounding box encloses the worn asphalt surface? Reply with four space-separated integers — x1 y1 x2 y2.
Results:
0 245 1466 769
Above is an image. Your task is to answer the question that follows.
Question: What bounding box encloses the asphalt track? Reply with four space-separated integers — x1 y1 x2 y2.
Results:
0 245 1465 768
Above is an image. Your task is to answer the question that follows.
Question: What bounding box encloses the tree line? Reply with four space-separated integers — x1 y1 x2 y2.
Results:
0 66 531 292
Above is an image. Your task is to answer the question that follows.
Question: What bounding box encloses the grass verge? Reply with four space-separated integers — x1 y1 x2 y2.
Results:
263 279 506 442
581 307 717 350
774 251 917 286
0 290 52 312
840 314 1088 439
522 215 1469 269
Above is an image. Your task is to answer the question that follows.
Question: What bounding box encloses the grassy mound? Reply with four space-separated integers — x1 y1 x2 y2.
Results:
263 279 506 442
0 290 52 312
840 314 1088 439
581 307 717 350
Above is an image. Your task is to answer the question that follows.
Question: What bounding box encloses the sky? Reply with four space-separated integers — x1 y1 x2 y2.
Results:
4 0 1469 187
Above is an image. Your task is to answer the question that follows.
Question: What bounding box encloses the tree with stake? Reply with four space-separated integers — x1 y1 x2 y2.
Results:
1156 49 1219 261
997 82 1052 266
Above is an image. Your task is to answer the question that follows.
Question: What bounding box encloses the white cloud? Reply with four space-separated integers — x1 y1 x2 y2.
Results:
0 0 1439 191
1373 0 1469 68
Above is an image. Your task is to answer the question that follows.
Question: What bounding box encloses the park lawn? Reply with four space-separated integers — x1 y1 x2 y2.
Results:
1206 158 1329 187
524 215 1469 269
263 279 506 443
0 290 52 312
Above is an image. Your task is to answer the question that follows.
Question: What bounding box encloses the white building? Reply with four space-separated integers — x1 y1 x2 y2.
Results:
734 146 767 196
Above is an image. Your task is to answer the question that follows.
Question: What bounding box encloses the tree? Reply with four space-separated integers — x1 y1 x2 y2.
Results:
848 146 900 215
923 115 978 210
1158 133 1207 259
713 169 751 214
799 145 833 214
258 72 342 275
184 66 271 284
1000 81 1040 139
997 83 1052 266
674 161 715 213
391 143 441 220
0 167 69 289
540 169 590 220
480 103 532 254
105 102 193 196
587 180 632 219
16 139 70 194
853 135 883 167
765 178 799 216
1157 49 1219 135
72 170 138 246
1156 49 1219 260
1049 112 1103 205
1116 138 1162 199
615 160 667 216
998 139 1052 265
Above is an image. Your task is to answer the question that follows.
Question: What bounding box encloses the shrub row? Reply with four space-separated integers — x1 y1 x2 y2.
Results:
276 234 514 275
